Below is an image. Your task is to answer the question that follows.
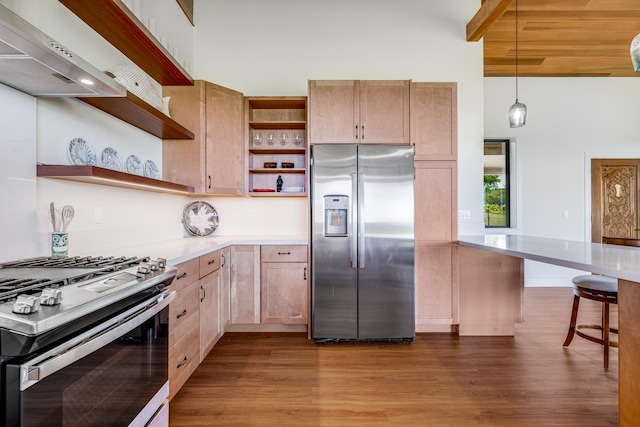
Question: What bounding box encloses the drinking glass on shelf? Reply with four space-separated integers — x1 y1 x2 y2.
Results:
280 132 288 146
293 132 302 146
267 132 275 145
253 132 262 146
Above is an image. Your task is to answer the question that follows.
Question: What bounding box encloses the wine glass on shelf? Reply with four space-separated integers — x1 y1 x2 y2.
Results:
280 132 288 146
267 132 275 145
293 132 302 146
253 132 262 146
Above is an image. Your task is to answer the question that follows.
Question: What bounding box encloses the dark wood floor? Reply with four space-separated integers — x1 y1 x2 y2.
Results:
169 287 618 426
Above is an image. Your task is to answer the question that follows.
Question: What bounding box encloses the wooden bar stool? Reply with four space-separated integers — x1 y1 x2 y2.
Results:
562 275 618 369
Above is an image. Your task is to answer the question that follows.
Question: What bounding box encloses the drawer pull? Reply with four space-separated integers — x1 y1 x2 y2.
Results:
278 252 291 255
176 309 188 319
176 272 188 280
177 356 188 369
208 259 216 265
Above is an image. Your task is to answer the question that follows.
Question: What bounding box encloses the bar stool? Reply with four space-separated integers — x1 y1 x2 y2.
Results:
562 274 618 369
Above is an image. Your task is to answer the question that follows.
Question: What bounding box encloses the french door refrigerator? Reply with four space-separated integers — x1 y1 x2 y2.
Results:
310 144 415 342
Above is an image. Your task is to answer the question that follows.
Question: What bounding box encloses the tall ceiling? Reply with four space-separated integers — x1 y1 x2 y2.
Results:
473 0 640 77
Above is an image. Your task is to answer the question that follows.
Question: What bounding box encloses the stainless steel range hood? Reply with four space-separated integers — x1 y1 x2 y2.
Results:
0 3 125 97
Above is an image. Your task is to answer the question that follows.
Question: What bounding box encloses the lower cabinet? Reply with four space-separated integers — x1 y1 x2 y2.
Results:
260 245 308 324
199 268 221 360
230 245 261 324
220 246 231 331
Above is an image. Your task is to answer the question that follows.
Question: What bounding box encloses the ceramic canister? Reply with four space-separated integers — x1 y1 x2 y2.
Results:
51 232 69 257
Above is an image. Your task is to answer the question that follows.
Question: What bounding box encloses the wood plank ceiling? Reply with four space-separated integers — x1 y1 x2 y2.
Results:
474 0 640 77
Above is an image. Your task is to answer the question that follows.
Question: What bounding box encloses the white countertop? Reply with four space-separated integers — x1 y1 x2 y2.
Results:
459 234 640 283
88 235 308 265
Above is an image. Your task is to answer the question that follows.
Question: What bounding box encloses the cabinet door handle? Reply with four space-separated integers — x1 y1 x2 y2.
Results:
278 252 291 255
177 356 188 369
362 125 364 139
355 125 359 139
176 272 188 280
200 285 205 302
304 267 307 280
176 309 188 319
208 175 212 189
221 254 225 267
208 259 216 265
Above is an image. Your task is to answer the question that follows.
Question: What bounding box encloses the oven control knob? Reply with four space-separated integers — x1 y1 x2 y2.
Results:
12 295 40 314
137 262 151 274
40 288 63 306
148 260 159 271
156 258 167 269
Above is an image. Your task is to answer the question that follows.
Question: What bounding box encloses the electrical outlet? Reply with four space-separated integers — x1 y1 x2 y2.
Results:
248 210 256 220
94 206 103 224
563 209 569 219
458 210 471 220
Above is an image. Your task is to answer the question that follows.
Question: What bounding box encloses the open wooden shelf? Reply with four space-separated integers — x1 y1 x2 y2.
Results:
249 121 306 130
59 0 193 86
37 164 194 195
249 148 306 155
249 192 307 197
80 91 195 140
249 168 306 174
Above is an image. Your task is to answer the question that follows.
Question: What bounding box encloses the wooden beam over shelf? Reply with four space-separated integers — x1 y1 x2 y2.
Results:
466 0 514 42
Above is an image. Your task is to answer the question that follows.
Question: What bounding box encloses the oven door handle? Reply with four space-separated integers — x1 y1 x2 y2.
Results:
19 290 176 391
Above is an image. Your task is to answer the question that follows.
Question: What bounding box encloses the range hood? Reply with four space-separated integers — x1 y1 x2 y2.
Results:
0 3 125 97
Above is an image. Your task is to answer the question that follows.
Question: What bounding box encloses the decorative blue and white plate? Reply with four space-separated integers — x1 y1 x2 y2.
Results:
143 160 159 178
68 138 97 166
100 147 123 171
125 154 143 175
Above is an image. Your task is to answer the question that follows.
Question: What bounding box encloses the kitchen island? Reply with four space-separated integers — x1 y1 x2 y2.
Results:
458 234 640 426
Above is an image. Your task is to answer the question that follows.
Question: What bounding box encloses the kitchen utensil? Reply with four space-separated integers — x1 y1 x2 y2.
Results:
280 132 288 145
61 205 75 232
49 202 60 232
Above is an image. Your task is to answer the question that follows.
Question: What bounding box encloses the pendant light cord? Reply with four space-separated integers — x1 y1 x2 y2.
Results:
515 0 519 102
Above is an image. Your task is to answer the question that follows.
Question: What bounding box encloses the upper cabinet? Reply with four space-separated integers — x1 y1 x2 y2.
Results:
58 0 195 140
245 97 307 196
163 81 245 195
308 80 410 145
410 83 457 161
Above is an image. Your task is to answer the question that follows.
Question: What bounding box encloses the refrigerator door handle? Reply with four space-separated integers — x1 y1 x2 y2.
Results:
350 172 358 269
358 172 365 269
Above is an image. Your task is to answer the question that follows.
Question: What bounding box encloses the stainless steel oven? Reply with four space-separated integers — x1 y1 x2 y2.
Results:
0 255 177 427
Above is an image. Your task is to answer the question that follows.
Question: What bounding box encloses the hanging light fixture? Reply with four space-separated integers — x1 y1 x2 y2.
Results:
508 0 527 128
631 33 640 72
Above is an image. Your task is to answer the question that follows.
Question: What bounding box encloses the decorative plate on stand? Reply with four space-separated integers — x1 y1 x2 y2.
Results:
182 201 219 236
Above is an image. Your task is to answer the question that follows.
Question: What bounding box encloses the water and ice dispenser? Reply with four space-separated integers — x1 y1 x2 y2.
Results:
323 195 348 236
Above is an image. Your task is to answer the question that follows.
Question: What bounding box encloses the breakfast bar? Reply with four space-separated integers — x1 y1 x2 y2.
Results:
458 234 640 426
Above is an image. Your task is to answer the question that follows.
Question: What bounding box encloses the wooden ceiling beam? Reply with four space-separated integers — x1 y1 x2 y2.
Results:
467 0 514 42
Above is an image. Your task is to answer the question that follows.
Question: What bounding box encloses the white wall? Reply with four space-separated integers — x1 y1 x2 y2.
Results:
485 77 640 285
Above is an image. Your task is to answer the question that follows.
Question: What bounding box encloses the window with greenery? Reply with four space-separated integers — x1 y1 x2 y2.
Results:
484 140 510 228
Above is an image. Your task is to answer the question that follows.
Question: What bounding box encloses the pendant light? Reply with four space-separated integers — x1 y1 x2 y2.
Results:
631 33 640 72
508 0 527 128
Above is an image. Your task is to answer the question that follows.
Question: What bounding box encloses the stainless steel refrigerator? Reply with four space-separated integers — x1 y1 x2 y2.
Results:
310 145 415 342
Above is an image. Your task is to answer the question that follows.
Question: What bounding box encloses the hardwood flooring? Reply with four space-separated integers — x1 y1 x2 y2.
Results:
169 287 618 426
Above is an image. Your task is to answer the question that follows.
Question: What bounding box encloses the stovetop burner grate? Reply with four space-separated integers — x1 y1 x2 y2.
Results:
0 255 150 304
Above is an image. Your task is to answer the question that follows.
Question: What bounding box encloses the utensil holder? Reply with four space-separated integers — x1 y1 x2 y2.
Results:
51 232 68 257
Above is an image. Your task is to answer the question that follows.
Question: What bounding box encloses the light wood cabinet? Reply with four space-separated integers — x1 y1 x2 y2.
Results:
410 83 457 161
168 258 200 400
199 250 222 361
245 97 307 196
163 80 244 195
260 245 308 325
414 161 458 243
220 247 231 331
308 80 410 145
230 245 261 324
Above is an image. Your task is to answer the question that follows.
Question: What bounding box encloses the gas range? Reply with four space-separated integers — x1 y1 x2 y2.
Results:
0 255 177 356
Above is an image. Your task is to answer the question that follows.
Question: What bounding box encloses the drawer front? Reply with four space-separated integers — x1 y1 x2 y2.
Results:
171 258 200 291
169 325 200 400
199 249 222 278
169 281 200 347
261 245 307 263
